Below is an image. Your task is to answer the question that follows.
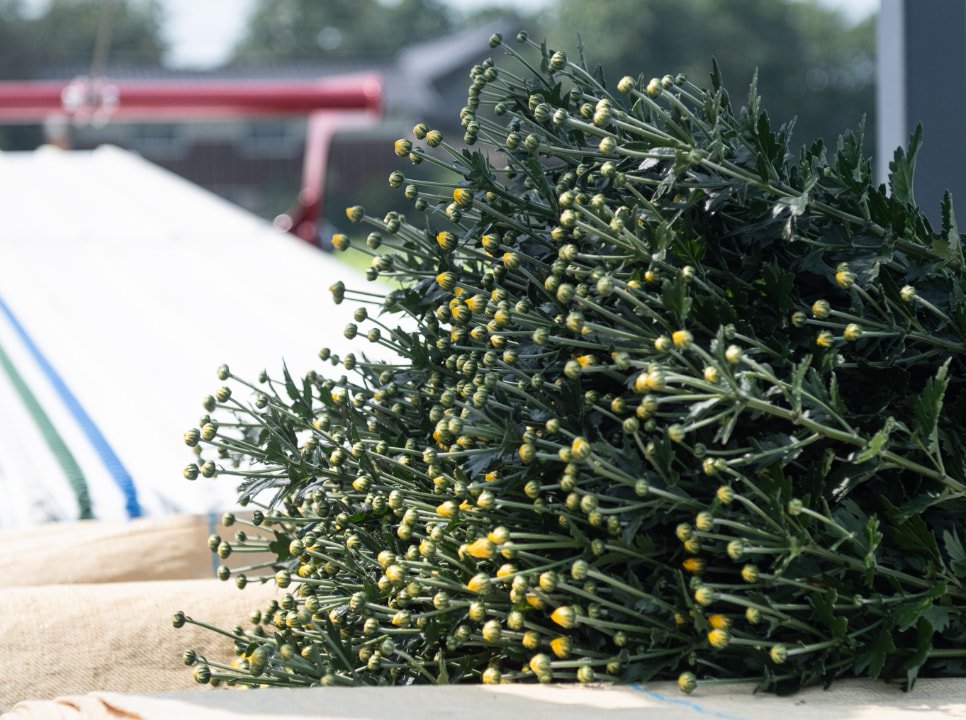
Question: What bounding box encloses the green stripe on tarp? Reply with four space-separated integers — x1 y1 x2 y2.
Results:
0 336 93 520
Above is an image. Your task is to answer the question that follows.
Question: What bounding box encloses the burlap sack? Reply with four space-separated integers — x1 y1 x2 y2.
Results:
0 513 275 586
0 515 280 711
0 578 278 712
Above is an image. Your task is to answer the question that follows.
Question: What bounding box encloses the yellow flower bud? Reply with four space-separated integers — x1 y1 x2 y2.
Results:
550 636 572 658
465 537 496 559
453 187 473 208
682 557 706 573
835 263 855 289
770 644 788 664
550 605 577 629
695 511 713 532
811 299 831 319
467 573 492 595
436 501 459 519
708 628 730 648
694 586 714 606
844 323 863 341
816 330 835 348
672 329 693 349
708 614 731 629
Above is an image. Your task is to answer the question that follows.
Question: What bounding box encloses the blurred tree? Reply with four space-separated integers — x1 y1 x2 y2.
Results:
0 0 165 79
231 0 453 62
541 0 875 153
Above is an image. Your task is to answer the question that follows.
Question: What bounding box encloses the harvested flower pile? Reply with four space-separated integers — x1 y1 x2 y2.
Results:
176 33 966 694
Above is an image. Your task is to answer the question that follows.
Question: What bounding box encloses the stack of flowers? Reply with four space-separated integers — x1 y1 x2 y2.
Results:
175 33 966 694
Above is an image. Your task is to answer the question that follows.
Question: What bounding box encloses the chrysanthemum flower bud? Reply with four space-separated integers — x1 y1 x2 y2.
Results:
727 539 745 560
345 205 364 223
481 619 502 643
695 511 714 532
540 570 560 592
551 605 576 629
844 323 863 341
617 75 636 93
770 644 788 664
183 464 199 480
790 310 807 327
724 344 743 365
436 272 457 291
900 285 916 302
668 424 686 442
466 537 496 559
646 78 662 97
708 628 730 648
816 330 835 348
467 573 492 595
678 671 697 694
193 665 211 684
811 299 831 319
183 428 200 447
549 51 567 70
746 606 761 624
672 329 693 349
489 32 502 48
682 557 705 573
693 585 714 606
599 136 617 155
426 129 443 147
394 138 412 157
835 262 855 289
550 636 572 658
571 436 592 461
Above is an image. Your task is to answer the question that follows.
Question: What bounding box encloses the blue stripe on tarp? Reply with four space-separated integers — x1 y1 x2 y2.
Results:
0 292 142 518
631 683 756 720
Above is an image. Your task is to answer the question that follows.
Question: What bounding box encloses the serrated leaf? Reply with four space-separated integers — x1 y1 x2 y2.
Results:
913 358 950 456
850 417 895 464
889 123 922 206
660 272 692 326
943 529 966 576
894 583 946 632
855 621 895 678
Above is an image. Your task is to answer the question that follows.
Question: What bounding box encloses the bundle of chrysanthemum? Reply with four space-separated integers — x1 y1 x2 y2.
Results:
175 32 966 694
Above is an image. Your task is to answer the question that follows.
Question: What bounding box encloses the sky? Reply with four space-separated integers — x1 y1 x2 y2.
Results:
26 0 881 69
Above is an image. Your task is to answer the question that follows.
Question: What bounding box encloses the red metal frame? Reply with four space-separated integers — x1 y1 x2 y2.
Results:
0 73 383 242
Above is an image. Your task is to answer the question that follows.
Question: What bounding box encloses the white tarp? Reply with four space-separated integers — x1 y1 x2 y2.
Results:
0 145 368 526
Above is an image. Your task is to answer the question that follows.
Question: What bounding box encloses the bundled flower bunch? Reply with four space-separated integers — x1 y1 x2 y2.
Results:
175 33 966 694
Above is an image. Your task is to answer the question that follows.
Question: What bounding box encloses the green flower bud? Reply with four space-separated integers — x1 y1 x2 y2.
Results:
678 671 697 694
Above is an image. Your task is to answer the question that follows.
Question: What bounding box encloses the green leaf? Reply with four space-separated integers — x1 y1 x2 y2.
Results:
889 123 922 206
850 417 895 464
904 616 934 689
933 192 965 268
855 620 895 678
913 359 950 457
942 528 966 577
660 272 692 326
893 583 946 632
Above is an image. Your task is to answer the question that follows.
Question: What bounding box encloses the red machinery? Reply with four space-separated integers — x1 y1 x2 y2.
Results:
0 73 384 242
